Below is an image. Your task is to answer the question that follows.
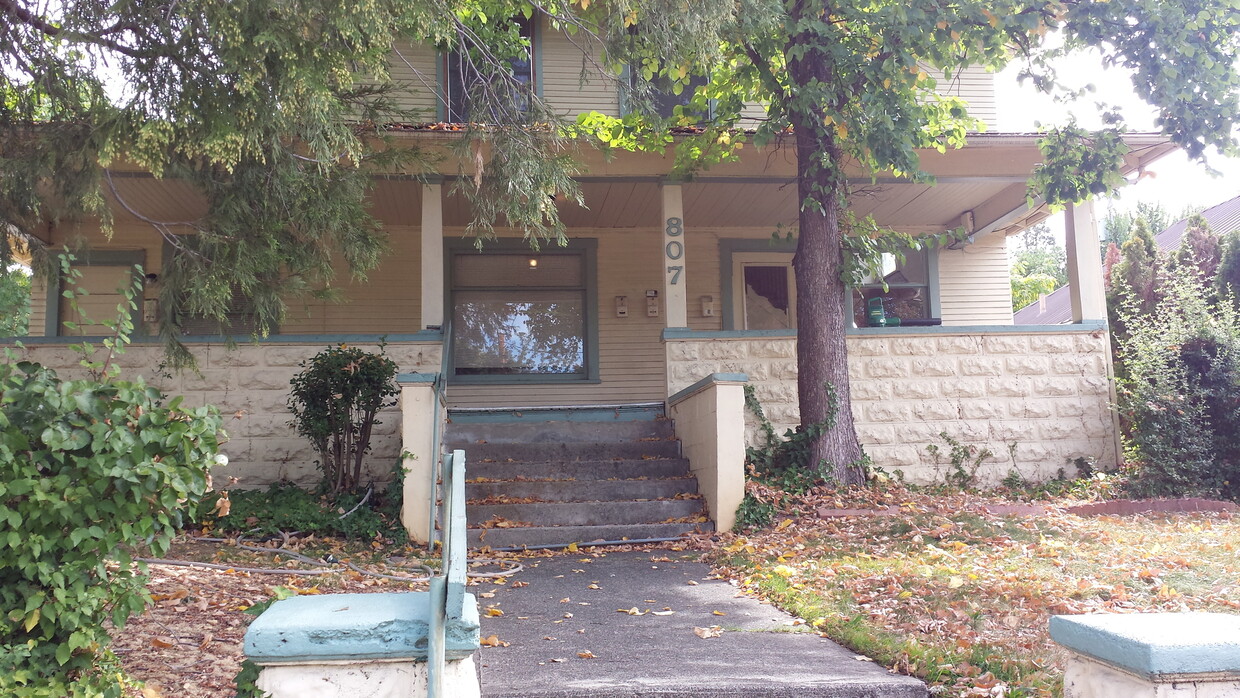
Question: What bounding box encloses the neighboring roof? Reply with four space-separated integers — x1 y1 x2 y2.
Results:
1013 192 1240 325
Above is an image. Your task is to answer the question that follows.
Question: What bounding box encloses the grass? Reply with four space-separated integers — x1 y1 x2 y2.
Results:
707 484 1240 697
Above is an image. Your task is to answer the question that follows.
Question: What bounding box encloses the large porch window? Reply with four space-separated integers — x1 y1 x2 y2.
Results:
720 239 938 330
449 243 598 381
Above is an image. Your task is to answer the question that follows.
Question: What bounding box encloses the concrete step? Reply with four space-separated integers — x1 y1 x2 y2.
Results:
468 458 692 482
455 440 680 463
469 499 706 528
469 522 711 549
467 478 698 503
446 419 676 445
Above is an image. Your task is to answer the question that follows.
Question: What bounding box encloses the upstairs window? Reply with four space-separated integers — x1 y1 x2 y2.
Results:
443 17 535 123
626 71 711 121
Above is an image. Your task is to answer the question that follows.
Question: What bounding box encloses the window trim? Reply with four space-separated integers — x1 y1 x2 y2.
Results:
438 16 542 123
47 249 146 338
445 238 599 384
719 238 940 330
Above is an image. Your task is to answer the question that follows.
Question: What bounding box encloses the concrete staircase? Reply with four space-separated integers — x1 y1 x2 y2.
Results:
445 406 714 549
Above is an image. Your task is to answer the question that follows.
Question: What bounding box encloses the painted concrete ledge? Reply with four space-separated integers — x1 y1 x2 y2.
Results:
244 592 480 664
662 320 1108 341
667 372 749 405
1050 613 1240 678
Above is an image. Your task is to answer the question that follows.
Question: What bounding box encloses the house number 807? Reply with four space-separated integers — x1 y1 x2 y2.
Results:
665 217 684 284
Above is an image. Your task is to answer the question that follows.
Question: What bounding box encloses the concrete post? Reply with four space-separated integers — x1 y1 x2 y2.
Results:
398 374 440 544
661 182 688 328
1064 200 1106 323
421 180 444 330
667 373 748 531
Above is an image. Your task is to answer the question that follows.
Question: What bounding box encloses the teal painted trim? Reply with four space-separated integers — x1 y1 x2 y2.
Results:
847 320 1108 336
717 238 797 331
447 404 665 423
668 372 748 405
8 332 443 345
242 592 480 664
397 373 438 384
435 50 446 122
49 250 146 338
663 328 796 340
1049 613 1240 678
617 65 631 116
662 321 1108 341
444 238 600 385
532 16 544 100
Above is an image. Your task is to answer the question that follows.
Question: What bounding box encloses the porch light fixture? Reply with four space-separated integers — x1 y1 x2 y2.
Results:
528 258 539 269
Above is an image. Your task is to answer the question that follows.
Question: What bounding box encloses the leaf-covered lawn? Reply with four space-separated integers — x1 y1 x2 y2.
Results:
705 486 1240 697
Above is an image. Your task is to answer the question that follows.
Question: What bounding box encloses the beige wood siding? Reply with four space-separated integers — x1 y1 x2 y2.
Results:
937 232 1012 325
387 41 441 120
936 65 996 129
447 228 666 407
27 276 47 336
539 24 621 118
282 224 423 334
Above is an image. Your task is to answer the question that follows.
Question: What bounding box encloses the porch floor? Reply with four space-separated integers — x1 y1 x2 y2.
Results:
476 550 926 697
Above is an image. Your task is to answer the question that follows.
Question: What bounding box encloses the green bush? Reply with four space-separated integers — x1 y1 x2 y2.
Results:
204 479 406 542
0 360 222 696
1117 266 1240 498
288 344 398 493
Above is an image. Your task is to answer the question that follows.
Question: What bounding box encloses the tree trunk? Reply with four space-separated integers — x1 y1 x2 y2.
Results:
789 117 866 485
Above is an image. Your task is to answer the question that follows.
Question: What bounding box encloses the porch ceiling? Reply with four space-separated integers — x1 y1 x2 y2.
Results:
100 133 1177 238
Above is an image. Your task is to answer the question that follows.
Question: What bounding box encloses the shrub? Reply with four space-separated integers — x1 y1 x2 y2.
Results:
1117 266 1240 498
0 360 222 696
288 344 399 493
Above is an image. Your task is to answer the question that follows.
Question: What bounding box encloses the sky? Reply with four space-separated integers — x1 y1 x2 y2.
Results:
994 50 1240 226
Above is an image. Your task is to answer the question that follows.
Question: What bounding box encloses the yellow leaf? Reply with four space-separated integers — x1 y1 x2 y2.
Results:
777 518 793 530
566 542 579 553
947 576 964 589
479 635 509 648
485 607 504 617
23 608 39 632
712 610 726 616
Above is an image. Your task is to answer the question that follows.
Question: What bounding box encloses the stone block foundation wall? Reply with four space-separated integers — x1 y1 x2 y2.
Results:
666 329 1118 484
12 341 441 486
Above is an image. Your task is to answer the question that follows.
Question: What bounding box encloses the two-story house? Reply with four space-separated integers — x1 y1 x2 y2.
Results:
10 16 1176 544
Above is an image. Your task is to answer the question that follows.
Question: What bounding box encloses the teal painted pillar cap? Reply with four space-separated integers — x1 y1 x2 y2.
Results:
1050 612 1240 678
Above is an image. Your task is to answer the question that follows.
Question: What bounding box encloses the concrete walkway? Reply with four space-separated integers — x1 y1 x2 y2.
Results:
476 550 926 697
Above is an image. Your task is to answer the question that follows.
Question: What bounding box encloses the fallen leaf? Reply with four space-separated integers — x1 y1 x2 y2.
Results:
712 610 726 616
151 636 175 648
619 607 645 616
587 583 601 590
485 607 504 617
651 610 675 616
694 626 723 639
479 635 510 648
566 543 579 553
577 651 596 659
687 580 699 586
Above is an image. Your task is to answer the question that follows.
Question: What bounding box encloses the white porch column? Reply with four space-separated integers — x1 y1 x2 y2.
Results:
1064 200 1107 323
661 182 688 327
421 180 444 329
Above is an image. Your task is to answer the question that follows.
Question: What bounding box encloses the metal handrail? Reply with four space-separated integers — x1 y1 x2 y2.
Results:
427 448 466 697
428 316 452 550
